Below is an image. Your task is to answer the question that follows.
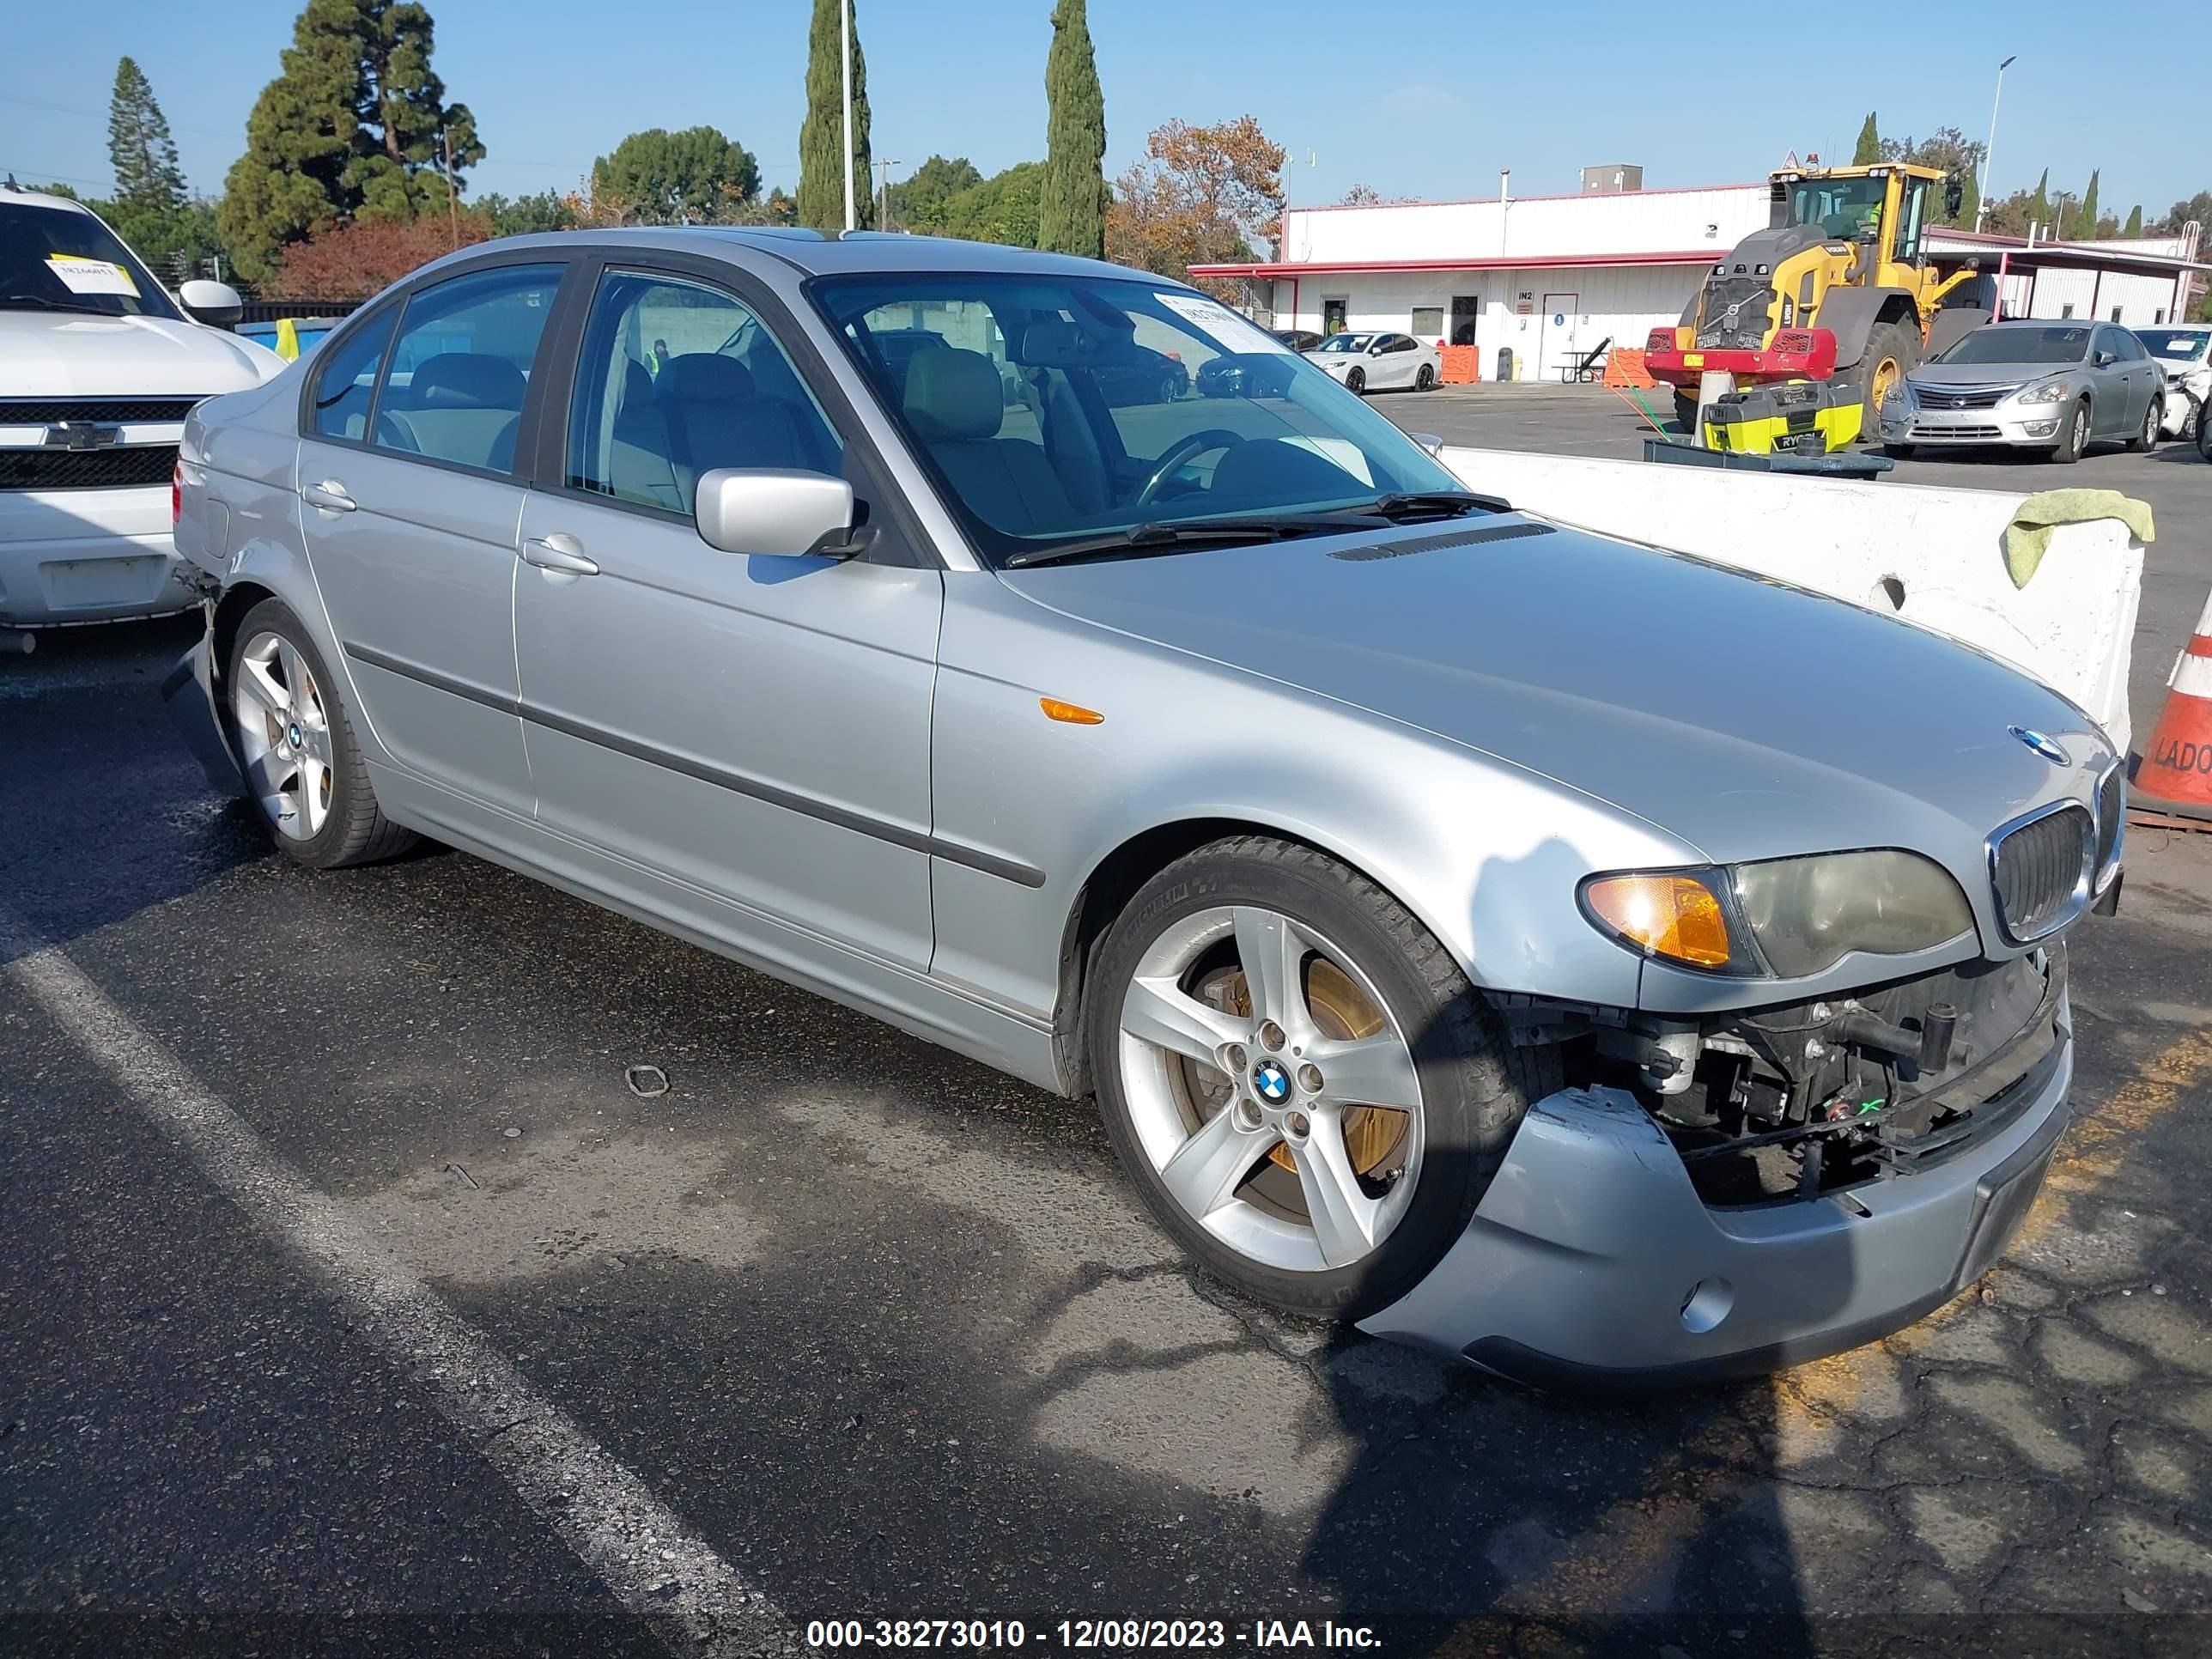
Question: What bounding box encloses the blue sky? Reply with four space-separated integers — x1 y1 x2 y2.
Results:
1 0 2191 221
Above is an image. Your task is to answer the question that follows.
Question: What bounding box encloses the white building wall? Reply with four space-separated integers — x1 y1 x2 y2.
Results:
2021 268 2182 325
1285 185 1768 266
1270 263 1705 379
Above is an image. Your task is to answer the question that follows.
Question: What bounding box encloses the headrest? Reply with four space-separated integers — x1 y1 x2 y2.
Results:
404 351 526 410
1018 320 1084 363
657 352 757 404
621 356 655 410
902 347 1003 443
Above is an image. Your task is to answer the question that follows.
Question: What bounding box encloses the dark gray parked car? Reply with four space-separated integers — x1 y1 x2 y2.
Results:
1878 319 2165 462
167 228 2117 1386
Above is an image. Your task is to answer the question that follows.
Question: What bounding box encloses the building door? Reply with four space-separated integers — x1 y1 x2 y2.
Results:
1537 292 1581 379
1322 296 1348 335
1449 295 1480 346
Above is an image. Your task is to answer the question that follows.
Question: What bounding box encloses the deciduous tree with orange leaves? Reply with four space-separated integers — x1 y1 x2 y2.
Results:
1106 116 1284 298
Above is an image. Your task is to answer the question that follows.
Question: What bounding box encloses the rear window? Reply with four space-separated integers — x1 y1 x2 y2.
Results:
0 201 179 321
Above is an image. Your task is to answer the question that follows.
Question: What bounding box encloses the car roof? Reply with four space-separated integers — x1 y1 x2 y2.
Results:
440 226 1169 286
0 186 94 215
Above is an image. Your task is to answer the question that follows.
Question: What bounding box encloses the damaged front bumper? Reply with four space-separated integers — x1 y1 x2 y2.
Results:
1357 965 2074 1390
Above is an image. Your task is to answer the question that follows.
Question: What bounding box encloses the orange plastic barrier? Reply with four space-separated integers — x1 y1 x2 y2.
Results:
1601 348 1657 390
1438 344 1481 385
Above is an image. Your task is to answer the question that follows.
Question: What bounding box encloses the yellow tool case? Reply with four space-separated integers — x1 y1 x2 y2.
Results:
1702 380 1864 456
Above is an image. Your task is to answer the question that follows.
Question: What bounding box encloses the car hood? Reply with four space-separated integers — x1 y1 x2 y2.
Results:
0 308 283 397
1001 520 2094 866
1909 359 2069 389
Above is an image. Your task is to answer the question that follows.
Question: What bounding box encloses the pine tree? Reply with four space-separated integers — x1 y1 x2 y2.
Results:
219 0 483 283
2075 169 2099 239
2123 204 2142 237
1038 0 1109 258
798 0 872 231
107 58 186 213
2028 167 2050 226
1851 112 1881 167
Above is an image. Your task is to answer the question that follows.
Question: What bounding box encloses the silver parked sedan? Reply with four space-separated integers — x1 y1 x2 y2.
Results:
167 230 2118 1387
1878 318 2165 462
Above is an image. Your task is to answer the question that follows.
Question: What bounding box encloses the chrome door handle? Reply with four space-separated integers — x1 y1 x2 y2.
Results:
521 534 599 576
303 479 356 513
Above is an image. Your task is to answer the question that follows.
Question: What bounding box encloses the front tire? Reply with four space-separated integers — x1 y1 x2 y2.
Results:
1345 367 1366 395
227 597 416 868
1086 837 1555 1320
2051 399 2090 465
2129 398 2162 453
1854 319 1921 435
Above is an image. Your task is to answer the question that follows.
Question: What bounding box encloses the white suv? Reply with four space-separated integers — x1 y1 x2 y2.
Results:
2 184 282 629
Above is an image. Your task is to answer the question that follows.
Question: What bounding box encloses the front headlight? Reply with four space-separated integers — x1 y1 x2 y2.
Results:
2017 378 2072 405
1882 381 1914 409
1581 850 1973 977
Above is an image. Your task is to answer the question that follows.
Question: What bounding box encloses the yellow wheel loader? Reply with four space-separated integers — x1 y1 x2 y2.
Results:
1646 163 1985 442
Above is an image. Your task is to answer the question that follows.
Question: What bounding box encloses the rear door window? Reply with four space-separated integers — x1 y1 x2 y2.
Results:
309 307 398 441
374 264 563 475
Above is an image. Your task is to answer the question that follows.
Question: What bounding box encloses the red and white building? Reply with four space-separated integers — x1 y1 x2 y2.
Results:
1190 173 2206 382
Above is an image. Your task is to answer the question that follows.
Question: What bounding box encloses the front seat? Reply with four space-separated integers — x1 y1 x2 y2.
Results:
655 353 835 496
902 347 1075 534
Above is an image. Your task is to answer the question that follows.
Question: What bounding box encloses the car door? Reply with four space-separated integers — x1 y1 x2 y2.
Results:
298 260 568 821
1375 334 1415 389
2087 327 2132 435
510 262 942 972
2113 329 2156 429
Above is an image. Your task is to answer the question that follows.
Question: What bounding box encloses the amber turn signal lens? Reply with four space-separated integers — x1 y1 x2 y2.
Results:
1040 697 1103 725
1583 873 1733 969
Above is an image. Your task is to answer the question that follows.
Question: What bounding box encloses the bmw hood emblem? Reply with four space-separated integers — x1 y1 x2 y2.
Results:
2008 725 2069 766
1252 1060 1291 1104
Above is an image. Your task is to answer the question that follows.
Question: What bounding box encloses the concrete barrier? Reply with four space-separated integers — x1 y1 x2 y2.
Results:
1441 446 2145 754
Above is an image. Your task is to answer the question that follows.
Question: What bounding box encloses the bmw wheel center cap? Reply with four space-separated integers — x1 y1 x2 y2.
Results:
1253 1060 1292 1104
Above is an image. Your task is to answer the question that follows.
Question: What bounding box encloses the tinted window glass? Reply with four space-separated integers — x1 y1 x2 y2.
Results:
0 200 179 320
374 264 561 474
567 270 842 514
310 306 398 441
2138 329 2210 362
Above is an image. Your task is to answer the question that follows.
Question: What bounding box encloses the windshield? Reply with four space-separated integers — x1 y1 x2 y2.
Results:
2137 329 2210 362
1788 175 1886 240
1314 334 1372 353
1936 325 2090 366
811 273 1464 565
0 201 179 319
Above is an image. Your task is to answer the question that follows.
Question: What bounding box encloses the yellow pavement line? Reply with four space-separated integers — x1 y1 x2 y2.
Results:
1474 1021 2212 1638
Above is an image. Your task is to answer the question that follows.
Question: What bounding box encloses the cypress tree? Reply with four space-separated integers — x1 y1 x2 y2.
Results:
798 0 872 231
108 58 186 213
2028 167 2050 225
2123 204 2142 237
2075 169 2100 237
1850 112 1881 167
1038 0 1109 258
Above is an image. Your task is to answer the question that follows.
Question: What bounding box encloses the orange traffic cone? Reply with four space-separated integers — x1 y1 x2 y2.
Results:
2137 586 2212 806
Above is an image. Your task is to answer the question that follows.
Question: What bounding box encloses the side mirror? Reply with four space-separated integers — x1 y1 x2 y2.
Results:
2094 350 2117 368
178 279 244 328
695 468 857 558
1407 431 1445 458
1369 341 1386 356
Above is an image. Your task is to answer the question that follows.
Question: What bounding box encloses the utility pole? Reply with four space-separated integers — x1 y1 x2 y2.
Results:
874 158 899 231
840 0 855 231
440 128 460 249
1975 54 2015 234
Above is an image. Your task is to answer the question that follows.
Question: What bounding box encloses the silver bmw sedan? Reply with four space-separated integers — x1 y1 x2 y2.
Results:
167 229 2117 1387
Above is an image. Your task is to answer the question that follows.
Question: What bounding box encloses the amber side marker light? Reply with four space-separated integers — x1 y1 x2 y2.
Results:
1040 698 1104 725
1583 873 1733 969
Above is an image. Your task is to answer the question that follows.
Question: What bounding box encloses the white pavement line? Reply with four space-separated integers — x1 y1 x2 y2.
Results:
3 934 795 1659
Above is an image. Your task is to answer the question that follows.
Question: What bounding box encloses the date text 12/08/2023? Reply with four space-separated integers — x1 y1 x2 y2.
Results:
803 1620 1383 1650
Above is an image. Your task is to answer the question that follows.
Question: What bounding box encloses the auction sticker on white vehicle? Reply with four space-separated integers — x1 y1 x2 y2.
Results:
46 254 138 297
1154 292 1291 355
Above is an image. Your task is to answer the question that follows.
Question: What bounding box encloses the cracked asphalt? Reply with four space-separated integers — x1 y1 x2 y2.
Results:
3 605 2210 1658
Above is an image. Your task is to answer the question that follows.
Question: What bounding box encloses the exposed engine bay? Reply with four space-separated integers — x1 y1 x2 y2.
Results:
1492 945 2063 1206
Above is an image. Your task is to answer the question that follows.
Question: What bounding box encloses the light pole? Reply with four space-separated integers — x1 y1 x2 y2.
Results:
840 0 858 231
1974 54 2016 234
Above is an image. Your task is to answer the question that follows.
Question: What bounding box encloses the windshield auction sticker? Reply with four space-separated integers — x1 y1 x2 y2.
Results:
46 255 139 297
1155 292 1291 356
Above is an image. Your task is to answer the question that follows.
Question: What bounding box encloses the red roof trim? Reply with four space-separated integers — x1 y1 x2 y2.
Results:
1188 250 1723 276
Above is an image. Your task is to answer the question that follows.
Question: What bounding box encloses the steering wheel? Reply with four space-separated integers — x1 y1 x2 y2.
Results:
1133 428 1248 507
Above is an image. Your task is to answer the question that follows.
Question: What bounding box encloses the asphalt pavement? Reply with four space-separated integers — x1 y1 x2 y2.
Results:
5 515 2212 1656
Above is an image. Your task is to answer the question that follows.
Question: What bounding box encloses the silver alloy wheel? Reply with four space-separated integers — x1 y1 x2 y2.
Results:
2143 399 2160 447
2070 406 2088 453
231 629 334 841
1115 905 1425 1273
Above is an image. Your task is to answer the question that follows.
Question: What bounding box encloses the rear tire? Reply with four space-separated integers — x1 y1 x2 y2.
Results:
1086 836 1557 1321
2051 399 2090 465
1415 362 1437 392
2128 398 2161 453
226 597 416 869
